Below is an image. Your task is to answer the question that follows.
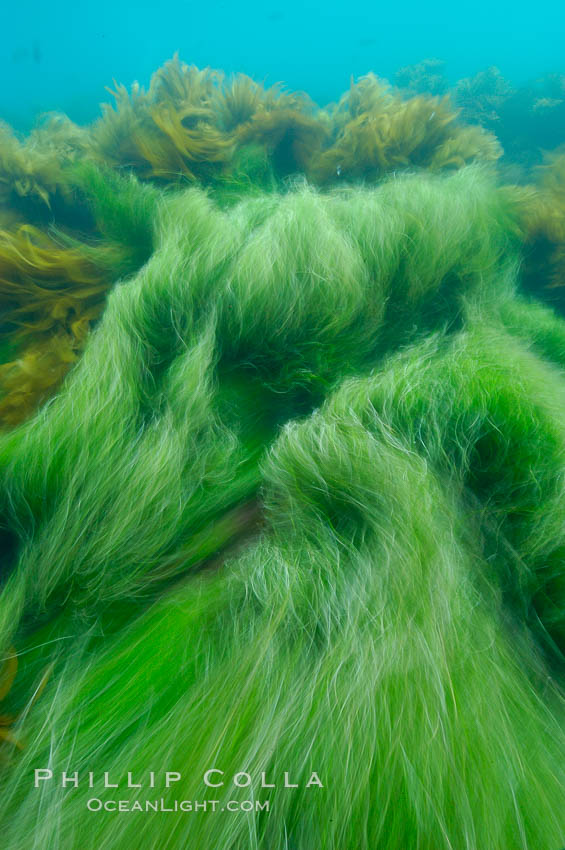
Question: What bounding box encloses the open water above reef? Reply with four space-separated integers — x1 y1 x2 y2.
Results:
3 0 565 129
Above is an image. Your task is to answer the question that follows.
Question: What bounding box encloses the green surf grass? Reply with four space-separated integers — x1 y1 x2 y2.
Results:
0 166 563 849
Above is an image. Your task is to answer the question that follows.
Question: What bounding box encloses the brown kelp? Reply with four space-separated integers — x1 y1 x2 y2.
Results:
454 67 565 171
87 59 504 189
90 56 234 181
310 74 501 183
0 119 83 215
508 148 565 308
394 57 450 96
0 225 110 425
0 164 158 426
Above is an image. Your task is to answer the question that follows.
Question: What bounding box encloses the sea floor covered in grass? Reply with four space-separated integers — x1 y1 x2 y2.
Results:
0 59 564 850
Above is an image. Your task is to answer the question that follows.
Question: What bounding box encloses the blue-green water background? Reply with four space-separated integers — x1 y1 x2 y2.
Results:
3 0 565 130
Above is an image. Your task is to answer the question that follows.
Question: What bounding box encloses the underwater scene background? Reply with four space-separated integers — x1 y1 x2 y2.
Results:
3 0 565 129
1 2 565 849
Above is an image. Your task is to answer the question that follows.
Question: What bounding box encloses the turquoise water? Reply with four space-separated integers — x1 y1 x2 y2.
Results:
3 0 565 129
